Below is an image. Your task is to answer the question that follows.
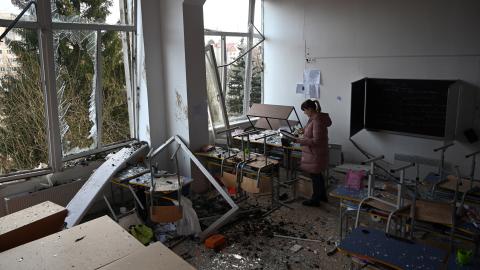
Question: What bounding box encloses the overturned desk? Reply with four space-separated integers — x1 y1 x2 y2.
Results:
196 149 280 193
195 147 283 212
111 167 194 223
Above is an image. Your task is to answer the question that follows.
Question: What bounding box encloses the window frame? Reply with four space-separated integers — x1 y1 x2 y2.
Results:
0 0 138 183
204 0 264 123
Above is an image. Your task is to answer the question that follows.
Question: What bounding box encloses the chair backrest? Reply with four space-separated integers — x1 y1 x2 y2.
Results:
411 199 455 226
409 166 462 232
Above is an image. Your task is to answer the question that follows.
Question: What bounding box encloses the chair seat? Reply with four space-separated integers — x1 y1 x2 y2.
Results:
363 197 398 213
439 175 480 193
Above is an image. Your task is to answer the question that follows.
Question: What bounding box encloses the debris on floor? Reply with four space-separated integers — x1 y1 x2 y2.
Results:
205 234 227 251
289 244 302 253
170 195 351 270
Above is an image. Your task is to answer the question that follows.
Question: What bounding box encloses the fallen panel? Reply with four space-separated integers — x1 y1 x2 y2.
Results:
99 242 196 270
0 201 67 252
65 143 149 228
0 216 143 270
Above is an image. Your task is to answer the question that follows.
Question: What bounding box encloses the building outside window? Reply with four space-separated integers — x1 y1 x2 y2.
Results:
0 0 136 181
204 0 263 124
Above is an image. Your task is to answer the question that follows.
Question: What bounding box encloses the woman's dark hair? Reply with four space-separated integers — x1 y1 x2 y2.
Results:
301 99 321 112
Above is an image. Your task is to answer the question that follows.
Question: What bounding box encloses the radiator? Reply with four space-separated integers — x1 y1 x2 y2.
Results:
4 179 86 215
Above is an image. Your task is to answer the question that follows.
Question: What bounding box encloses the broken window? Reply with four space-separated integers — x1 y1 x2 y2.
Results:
204 0 264 123
0 0 137 181
54 30 98 156
52 0 136 159
51 0 135 25
101 31 133 146
0 28 49 175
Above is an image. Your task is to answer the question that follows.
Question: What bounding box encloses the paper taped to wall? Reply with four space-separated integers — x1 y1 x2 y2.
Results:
309 84 319 98
304 69 321 85
296 83 305 94
302 69 321 98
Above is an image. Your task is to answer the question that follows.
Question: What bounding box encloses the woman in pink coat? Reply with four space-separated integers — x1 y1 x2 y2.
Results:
296 99 332 206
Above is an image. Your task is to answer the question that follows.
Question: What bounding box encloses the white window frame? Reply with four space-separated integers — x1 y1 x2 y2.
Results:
204 0 264 122
0 0 138 183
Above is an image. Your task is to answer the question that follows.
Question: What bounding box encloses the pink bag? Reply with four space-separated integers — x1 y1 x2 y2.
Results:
345 170 365 190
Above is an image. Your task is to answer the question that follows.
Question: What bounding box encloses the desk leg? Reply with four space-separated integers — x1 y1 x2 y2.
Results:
271 167 276 208
339 198 344 239
292 151 299 199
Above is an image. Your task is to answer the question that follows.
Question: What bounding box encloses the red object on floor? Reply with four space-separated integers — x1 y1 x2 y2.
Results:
205 234 226 250
227 187 236 195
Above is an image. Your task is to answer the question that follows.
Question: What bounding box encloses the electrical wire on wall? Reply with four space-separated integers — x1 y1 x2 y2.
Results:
216 24 265 68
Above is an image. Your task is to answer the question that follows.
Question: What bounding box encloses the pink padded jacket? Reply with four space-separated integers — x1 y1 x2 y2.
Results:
298 112 332 174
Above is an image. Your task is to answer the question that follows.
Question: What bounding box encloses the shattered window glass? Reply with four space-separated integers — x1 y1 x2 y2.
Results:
0 28 48 174
54 30 98 156
50 0 134 25
100 31 133 146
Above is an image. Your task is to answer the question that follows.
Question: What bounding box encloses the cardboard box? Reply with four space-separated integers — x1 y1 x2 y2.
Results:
99 242 196 270
0 201 67 252
150 205 183 223
295 176 313 199
241 176 271 194
0 216 143 270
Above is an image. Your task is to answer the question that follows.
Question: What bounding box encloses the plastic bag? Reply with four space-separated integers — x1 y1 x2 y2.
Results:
154 223 176 243
130 224 153 245
345 170 365 190
175 197 201 236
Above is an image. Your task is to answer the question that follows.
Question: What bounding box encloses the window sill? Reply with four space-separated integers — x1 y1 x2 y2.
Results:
210 117 259 131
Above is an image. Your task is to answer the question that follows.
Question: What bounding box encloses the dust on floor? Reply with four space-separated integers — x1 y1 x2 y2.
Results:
172 197 351 270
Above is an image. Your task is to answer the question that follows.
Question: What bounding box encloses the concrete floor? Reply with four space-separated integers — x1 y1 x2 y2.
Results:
172 196 351 270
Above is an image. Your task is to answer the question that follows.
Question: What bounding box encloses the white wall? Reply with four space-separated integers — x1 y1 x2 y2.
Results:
140 0 209 190
136 0 150 144
264 0 480 177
